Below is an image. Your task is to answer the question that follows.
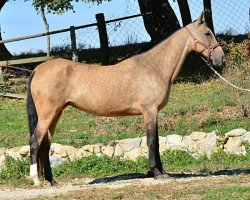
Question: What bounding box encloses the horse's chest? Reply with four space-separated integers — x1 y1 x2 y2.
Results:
157 86 171 110
141 80 171 109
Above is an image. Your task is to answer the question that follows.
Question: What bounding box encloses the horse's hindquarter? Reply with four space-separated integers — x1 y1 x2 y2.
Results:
32 59 73 104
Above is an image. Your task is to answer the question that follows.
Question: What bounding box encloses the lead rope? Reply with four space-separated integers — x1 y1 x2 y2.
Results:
201 57 250 92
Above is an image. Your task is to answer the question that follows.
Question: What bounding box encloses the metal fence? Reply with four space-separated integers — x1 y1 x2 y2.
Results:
54 0 249 64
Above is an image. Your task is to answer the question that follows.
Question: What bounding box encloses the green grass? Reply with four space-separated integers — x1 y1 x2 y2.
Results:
0 156 31 186
0 81 249 148
202 186 250 200
53 149 250 180
1 149 250 186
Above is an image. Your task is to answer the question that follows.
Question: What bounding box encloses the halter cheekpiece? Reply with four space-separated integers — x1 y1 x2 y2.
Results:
185 26 220 61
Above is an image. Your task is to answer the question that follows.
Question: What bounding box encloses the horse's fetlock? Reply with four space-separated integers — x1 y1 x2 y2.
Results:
147 137 156 146
29 134 37 143
30 141 38 152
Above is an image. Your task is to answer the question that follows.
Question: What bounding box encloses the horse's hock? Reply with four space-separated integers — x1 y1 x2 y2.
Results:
0 128 250 169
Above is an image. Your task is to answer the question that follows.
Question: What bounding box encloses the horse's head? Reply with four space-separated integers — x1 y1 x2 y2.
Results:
186 13 225 66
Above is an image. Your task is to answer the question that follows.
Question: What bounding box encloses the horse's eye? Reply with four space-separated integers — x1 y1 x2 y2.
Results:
205 32 210 36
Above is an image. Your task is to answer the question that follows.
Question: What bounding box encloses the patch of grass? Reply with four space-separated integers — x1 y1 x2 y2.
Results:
0 99 29 148
53 156 147 179
1 150 250 187
161 149 250 174
202 186 250 200
0 156 31 186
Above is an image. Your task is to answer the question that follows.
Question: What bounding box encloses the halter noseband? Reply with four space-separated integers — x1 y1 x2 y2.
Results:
185 26 220 61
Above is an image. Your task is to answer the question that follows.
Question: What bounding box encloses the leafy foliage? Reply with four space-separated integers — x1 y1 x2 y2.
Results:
11 0 112 14
222 40 250 117
0 82 7 94
0 156 30 185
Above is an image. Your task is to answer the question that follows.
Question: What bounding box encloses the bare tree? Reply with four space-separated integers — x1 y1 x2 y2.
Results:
176 0 192 26
203 0 215 34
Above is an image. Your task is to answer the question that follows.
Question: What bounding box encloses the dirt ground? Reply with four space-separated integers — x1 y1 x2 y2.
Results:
0 172 250 200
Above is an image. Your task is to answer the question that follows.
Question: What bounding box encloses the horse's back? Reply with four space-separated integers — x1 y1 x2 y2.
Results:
34 58 92 76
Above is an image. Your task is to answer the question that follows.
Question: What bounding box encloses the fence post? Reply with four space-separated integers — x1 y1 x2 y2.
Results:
70 26 78 62
96 13 110 65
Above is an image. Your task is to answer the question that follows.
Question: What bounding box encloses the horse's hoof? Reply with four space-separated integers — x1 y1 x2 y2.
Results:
33 181 41 187
145 171 154 178
51 179 57 186
26 175 41 186
154 173 171 180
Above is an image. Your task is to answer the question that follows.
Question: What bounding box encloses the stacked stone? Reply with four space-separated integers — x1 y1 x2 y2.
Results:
0 129 249 170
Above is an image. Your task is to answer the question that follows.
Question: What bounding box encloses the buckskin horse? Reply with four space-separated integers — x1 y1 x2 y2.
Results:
27 13 225 186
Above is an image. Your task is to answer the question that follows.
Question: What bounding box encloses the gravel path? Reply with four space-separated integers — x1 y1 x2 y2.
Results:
0 174 237 200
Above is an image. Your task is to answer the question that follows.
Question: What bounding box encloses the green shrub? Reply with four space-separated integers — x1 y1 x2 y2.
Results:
222 40 250 117
0 156 30 185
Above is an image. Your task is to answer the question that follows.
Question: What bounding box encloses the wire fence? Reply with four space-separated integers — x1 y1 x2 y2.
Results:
0 0 249 64
48 0 249 64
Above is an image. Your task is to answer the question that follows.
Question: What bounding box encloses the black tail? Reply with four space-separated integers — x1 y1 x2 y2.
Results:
27 72 38 137
27 72 51 179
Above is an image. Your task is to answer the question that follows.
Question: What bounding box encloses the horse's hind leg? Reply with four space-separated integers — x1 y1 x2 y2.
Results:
30 118 52 186
29 108 61 186
39 132 54 185
43 111 63 186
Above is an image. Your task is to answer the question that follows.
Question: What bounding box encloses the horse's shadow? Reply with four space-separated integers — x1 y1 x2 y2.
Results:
88 168 250 185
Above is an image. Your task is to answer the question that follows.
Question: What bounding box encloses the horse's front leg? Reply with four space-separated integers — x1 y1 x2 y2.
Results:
143 108 169 179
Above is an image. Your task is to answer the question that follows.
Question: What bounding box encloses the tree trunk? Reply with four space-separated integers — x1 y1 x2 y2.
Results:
203 0 215 34
41 5 50 57
137 0 180 45
176 0 192 26
0 1 6 10
176 0 206 80
0 0 12 61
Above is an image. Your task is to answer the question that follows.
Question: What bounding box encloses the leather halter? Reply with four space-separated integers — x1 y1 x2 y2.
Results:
185 26 220 61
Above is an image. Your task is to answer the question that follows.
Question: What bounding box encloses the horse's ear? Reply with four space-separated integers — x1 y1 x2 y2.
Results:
196 12 205 26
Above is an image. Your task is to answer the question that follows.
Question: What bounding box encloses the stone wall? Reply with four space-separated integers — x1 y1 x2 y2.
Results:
0 128 249 169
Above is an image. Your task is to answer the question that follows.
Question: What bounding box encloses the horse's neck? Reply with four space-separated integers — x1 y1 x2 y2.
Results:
136 27 190 83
